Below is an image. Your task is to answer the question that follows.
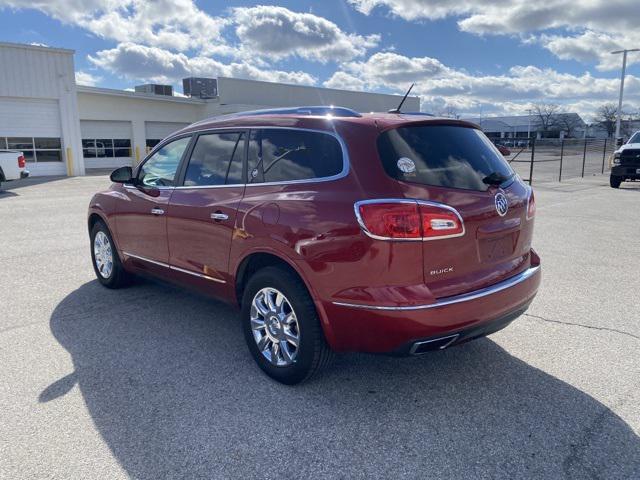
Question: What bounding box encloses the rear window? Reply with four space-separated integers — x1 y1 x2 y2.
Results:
377 125 514 191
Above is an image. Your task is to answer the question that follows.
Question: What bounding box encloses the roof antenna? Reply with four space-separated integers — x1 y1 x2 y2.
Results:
388 83 414 114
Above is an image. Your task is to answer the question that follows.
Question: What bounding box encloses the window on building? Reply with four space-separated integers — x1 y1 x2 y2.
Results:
137 136 191 187
183 132 245 187
247 129 343 184
82 138 131 158
3 137 62 162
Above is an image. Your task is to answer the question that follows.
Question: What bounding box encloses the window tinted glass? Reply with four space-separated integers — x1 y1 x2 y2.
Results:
138 136 190 187
184 132 245 186
248 129 343 183
628 132 640 143
34 138 61 149
377 125 514 191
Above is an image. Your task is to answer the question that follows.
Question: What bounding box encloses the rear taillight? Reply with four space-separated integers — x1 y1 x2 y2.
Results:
355 200 464 241
18 155 25 168
526 189 535 220
419 203 464 239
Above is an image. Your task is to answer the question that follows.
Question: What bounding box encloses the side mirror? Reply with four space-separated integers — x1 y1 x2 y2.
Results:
110 166 133 183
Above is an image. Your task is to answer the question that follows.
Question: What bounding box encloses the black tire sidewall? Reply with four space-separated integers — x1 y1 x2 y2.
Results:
241 266 322 385
610 176 622 188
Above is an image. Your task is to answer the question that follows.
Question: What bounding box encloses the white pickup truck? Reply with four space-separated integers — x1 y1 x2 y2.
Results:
0 150 29 189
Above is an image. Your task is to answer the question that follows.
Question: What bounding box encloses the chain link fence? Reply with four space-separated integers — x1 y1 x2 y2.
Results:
498 138 617 185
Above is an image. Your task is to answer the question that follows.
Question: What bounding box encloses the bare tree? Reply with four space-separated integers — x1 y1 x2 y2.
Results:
437 105 460 119
532 103 561 137
555 113 583 138
593 103 618 138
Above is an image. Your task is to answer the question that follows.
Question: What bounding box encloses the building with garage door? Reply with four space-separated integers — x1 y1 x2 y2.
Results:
0 42 420 177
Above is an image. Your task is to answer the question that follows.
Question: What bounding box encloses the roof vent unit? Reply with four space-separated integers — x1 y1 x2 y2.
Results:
134 84 173 96
182 77 218 98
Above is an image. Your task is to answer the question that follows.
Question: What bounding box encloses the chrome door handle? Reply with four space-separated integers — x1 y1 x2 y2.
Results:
210 212 229 221
151 208 165 215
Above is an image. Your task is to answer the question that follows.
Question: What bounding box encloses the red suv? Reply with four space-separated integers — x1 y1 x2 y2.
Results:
88 106 541 384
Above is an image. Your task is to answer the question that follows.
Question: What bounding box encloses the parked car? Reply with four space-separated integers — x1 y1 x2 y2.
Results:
610 131 640 188
87 106 541 384
0 150 29 189
495 143 511 156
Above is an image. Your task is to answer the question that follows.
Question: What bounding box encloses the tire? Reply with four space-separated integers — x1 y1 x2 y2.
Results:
90 220 131 288
241 266 333 385
610 176 622 188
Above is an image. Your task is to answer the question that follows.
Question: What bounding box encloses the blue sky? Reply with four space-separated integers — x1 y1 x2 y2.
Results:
1 0 639 120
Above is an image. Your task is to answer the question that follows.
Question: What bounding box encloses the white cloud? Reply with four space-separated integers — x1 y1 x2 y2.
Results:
347 0 640 70
0 0 227 52
323 71 368 91
232 6 379 63
329 52 640 118
75 70 102 86
89 43 317 86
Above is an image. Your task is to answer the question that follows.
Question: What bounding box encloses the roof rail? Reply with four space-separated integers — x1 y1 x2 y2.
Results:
232 106 362 118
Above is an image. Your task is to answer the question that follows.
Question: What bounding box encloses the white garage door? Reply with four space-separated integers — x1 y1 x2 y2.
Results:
81 120 133 169
0 97 66 176
145 122 190 149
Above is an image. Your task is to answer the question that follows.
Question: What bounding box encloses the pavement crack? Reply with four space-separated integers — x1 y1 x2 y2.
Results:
524 313 640 342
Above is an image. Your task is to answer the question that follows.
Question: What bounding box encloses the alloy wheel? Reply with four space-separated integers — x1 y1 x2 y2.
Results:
93 230 114 279
250 287 301 367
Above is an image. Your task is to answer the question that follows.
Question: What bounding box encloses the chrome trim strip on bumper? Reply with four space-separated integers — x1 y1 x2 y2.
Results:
332 265 540 311
122 251 226 284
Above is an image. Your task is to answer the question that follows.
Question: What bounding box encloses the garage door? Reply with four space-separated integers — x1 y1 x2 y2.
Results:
0 97 66 176
145 122 190 151
81 120 133 169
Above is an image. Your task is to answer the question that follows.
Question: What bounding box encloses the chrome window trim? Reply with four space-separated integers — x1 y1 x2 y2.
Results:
174 183 244 190
354 198 466 242
122 251 226 284
165 125 350 189
331 265 540 311
123 184 174 190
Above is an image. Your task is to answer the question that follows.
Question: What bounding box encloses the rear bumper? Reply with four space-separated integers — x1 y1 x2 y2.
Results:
20 170 30 179
321 263 541 353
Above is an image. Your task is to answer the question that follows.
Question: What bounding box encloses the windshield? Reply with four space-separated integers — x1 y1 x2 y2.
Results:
377 125 514 191
628 132 640 144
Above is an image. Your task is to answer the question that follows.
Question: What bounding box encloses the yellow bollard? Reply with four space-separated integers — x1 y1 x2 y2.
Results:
66 147 73 176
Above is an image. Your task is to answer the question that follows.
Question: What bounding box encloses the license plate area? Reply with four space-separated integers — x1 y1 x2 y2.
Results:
479 234 516 262
636 168 640 174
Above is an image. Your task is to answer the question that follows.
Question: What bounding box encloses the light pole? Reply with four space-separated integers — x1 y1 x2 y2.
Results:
611 49 640 141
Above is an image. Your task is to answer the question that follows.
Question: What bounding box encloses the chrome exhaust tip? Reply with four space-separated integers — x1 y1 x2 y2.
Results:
409 334 460 355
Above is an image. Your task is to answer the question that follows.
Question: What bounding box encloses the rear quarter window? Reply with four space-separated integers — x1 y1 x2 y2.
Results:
377 125 514 191
247 129 343 183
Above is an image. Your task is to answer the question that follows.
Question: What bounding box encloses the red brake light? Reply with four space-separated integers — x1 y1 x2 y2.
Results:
357 201 421 239
356 200 464 240
526 189 535 220
18 155 25 168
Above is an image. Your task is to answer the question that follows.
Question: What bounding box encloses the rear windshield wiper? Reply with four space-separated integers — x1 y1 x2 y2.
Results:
482 171 514 186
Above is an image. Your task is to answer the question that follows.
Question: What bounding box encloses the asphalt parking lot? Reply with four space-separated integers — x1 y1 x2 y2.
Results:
1 175 639 479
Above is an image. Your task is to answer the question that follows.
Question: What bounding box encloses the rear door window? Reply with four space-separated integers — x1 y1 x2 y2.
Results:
183 132 245 186
377 125 514 191
247 129 343 183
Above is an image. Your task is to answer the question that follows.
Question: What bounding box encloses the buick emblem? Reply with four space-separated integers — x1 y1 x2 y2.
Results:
495 192 509 217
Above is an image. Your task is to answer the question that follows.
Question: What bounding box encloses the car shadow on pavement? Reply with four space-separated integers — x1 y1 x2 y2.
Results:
44 280 639 479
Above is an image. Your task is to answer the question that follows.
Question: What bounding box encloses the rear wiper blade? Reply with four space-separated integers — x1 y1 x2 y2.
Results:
483 171 513 186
